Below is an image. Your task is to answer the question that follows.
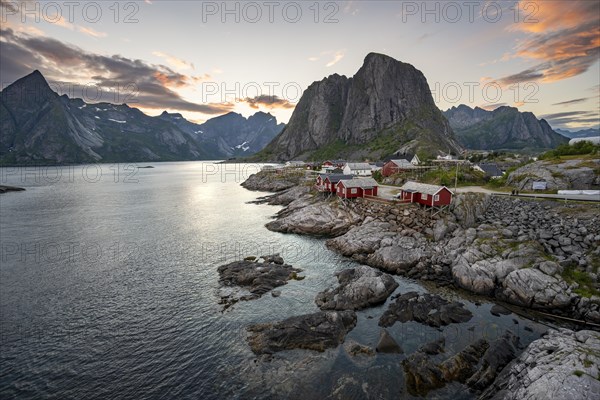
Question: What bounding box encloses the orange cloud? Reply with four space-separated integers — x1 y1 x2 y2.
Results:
244 95 296 110
511 0 597 34
498 0 599 85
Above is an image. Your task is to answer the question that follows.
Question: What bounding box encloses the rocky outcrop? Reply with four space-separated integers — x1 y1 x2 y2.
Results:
246 310 357 354
450 193 490 228
402 331 520 396
379 292 473 328
241 170 303 192
217 255 304 309
252 185 311 206
315 265 398 311
257 53 460 161
444 104 567 151
449 197 600 321
501 268 574 309
0 185 25 193
481 329 600 400
266 199 362 236
506 159 600 191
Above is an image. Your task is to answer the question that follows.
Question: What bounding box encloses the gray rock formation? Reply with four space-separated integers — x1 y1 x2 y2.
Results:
506 159 600 190
258 53 461 161
402 332 520 396
217 255 303 309
379 292 473 328
246 310 357 354
266 199 362 236
241 170 303 192
481 329 600 400
451 193 491 228
315 265 399 310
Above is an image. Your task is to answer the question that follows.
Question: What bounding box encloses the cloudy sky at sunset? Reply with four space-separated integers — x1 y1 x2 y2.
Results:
1 0 598 130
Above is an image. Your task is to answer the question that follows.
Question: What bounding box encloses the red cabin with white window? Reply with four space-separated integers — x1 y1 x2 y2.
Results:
336 178 379 199
399 181 453 207
316 174 354 193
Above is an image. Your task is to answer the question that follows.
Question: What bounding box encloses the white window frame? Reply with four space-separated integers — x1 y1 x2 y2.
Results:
351 188 357 194
434 194 440 201
421 193 427 200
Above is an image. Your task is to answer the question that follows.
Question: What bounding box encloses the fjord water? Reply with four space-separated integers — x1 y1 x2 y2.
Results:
0 162 545 400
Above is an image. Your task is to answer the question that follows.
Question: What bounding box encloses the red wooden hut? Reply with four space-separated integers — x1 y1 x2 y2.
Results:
382 159 416 177
398 181 453 207
316 174 353 193
336 178 379 199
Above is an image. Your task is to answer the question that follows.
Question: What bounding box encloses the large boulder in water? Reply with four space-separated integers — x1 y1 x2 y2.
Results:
379 292 473 328
246 310 357 354
315 265 398 311
217 255 303 309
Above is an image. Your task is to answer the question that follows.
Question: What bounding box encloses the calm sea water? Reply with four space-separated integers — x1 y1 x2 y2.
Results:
0 162 547 399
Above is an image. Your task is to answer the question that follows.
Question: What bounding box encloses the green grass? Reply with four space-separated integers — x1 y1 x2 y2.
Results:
540 142 600 160
574 370 585 377
562 267 600 298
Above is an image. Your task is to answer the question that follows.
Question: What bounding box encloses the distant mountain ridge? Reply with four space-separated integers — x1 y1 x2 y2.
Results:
255 53 461 161
0 71 284 165
555 128 600 139
444 104 567 151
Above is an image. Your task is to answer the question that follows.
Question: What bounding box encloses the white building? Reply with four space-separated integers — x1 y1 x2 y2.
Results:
343 163 373 176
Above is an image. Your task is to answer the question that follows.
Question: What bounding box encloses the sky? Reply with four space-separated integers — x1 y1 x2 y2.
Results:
1 0 598 130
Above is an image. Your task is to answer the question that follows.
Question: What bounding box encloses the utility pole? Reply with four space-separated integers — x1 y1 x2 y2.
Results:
454 160 459 192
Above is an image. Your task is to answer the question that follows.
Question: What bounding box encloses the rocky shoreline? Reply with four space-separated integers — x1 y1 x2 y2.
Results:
259 183 600 324
240 170 600 398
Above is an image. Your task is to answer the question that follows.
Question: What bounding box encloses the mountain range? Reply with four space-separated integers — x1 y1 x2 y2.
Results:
0 71 284 165
555 128 600 139
255 53 462 161
444 104 568 151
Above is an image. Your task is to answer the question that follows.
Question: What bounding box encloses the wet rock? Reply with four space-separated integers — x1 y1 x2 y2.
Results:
490 304 512 316
379 292 473 328
375 329 403 354
466 331 520 390
402 339 489 396
217 258 303 309
344 340 375 357
246 310 357 354
420 338 445 355
481 329 600 400
315 265 398 311
402 351 445 396
261 254 284 264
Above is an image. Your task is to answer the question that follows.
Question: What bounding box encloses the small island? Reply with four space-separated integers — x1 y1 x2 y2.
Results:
0 185 25 194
